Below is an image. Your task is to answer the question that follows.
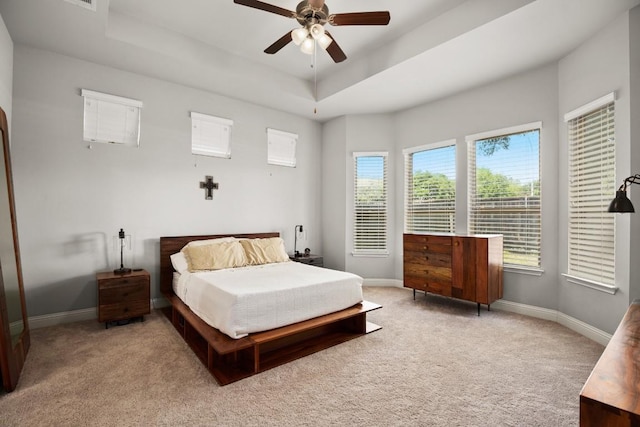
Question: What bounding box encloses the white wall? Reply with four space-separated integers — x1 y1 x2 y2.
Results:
11 46 322 317
394 64 560 309
558 12 633 333
321 116 347 271
0 12 12 125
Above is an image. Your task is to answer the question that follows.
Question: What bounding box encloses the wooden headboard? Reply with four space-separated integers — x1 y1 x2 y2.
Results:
159 232 280 295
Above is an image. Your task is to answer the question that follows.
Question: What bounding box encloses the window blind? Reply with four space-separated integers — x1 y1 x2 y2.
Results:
353 152 388 255
82 89 142 146
267 128 297 167
191 112 233 158
567 99 615 286
403 141 456 233
467 123 541 268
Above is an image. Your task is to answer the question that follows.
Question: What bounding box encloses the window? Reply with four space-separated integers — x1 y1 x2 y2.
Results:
353 152 388 255
191 112 233 159
81 89 142 146
565 93 616 286
267 128 297 167
467 123 541 268
404 141 456 233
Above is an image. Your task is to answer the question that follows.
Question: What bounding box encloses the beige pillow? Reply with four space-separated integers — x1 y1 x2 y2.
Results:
182 237 236 249
183 240 248 272
240 237 290 265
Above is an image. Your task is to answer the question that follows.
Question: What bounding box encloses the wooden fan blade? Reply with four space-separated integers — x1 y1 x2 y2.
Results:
233 0 295 19
329 11 391 26
324 31 347 63
264 32 293 54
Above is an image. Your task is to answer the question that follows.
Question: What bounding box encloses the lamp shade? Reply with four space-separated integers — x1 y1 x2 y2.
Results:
316 33 333 50
608 190 635 213
291 28 309 46
300 37 315 55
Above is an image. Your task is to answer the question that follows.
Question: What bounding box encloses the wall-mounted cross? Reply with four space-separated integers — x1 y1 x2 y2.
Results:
199 175 219 200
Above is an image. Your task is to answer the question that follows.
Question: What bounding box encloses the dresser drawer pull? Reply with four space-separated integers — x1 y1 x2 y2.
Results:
423 245 428 250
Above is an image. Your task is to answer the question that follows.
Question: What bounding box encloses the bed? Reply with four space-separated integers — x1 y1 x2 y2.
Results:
159 232 382 385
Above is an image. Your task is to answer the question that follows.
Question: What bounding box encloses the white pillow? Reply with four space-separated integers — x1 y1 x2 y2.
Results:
170 252 189 274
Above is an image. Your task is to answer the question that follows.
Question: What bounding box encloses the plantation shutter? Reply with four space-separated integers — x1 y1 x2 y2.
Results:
403 141 456 233
566 94 615 286
353 152 388 255
190 112 233 158
467 123 541 268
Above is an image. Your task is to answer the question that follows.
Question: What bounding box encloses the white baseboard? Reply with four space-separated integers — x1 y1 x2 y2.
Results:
28 298 169 329
363 279 403 288
492 299 611 346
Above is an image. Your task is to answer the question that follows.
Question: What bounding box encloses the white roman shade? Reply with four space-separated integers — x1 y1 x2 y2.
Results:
267 128 297 167
565 93 616 286
82 89 142 146
353 152 388 255
403 140 456 233
191 112 233 159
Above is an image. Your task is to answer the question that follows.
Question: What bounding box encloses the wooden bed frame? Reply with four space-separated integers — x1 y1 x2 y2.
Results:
159 232 382 386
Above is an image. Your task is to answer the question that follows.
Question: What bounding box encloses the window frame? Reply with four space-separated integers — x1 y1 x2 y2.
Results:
403 139 457 234
352 151 389 257
466 121 543 271
190 112 233 159
562 92 617 294
81 89 143 147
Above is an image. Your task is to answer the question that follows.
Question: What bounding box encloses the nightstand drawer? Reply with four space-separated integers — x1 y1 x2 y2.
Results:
99 281 148 305
289 255 324 267
98 299 150 322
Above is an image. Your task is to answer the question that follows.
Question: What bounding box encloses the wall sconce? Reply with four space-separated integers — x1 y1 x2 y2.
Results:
294 224 303 257
608 174 640 213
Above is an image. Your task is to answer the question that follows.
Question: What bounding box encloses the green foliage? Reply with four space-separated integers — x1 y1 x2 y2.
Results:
412 171 455 200
478 136 510 156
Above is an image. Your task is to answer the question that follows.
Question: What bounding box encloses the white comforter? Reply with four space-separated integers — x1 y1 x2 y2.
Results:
173 261 364 339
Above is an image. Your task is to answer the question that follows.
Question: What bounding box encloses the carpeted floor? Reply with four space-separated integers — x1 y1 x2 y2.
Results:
0 287 604 426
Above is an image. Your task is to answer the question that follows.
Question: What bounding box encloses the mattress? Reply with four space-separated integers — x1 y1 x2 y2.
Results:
172 261 364 339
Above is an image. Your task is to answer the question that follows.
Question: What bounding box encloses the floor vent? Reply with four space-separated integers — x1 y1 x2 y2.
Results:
64 0 96 12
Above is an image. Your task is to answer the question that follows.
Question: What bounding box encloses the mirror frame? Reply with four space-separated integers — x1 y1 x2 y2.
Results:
0 106 30 392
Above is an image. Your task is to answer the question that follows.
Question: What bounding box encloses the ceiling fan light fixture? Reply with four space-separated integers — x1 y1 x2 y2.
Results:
300 36 315 55
309 23 325 40
317 33 332 50
291 27 309 46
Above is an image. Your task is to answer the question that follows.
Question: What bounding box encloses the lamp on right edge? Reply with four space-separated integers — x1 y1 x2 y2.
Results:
608 174 640 213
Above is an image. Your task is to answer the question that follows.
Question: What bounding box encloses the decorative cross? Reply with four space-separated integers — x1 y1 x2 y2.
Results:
199 176 219 200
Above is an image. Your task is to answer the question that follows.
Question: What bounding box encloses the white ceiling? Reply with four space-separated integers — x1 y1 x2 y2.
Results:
1 0 639 121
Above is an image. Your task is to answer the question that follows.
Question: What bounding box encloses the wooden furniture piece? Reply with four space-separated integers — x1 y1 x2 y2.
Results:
580 299 640 426
160 233 381 386
403 233 503 314
289 254 323 267
96 269 150 328
0 106 30 393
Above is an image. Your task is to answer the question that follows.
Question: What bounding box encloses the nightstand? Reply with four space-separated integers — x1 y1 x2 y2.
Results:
289 254 324 267
96 269 150 329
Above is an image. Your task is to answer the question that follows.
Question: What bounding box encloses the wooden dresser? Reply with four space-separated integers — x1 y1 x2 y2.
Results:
403 233 503 313
580 299 640 426
96 269 150 328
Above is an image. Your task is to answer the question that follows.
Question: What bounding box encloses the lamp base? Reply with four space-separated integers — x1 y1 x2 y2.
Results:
113 267 132 275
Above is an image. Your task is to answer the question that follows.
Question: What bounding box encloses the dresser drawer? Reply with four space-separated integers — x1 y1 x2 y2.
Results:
404 250 451 268
404 275 452 296
403 241 452 254
404 234 452 246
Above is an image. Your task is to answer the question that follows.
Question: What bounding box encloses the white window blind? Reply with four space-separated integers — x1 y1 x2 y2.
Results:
566 96 615 286
191 112 233 158
403 141 456 233
267 128 297 167
82 89 142 146
353 152 388 255
467 123 541 268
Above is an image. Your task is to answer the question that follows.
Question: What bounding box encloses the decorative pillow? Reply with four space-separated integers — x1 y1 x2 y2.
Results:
170 252 190 274
240 237 290 265
182 240 248 272
182 237 236 249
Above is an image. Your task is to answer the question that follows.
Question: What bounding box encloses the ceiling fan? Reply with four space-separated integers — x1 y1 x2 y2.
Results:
233 0 391 63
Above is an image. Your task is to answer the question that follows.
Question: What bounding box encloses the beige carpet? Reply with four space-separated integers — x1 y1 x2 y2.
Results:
0 287 604 426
